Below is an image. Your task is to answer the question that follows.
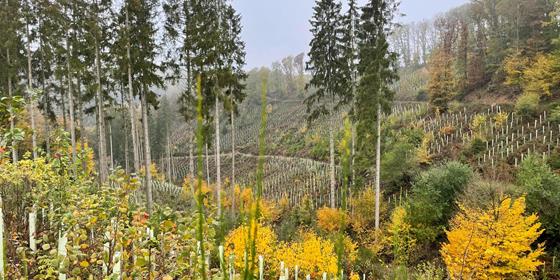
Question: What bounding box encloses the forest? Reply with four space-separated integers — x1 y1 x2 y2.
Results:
1 0 560 279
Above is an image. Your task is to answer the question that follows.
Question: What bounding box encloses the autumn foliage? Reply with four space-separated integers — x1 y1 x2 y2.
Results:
441 197 544 279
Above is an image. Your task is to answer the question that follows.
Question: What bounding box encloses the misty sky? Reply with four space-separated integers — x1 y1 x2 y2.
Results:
232 0 469 69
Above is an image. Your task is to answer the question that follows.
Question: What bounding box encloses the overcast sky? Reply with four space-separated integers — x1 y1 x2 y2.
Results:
231 0 469 69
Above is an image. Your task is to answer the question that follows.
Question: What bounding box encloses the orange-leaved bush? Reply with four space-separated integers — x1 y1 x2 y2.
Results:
441 197 545 279
316 207 349 233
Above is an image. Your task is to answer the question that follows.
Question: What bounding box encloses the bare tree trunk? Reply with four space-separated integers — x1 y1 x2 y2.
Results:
95 41 108 182
77 74 86 171
215 95 222 217
42 80 50 158
121 86 129 173
205 143 210 184
166 125 171 181
67 36 77 175
189 135 194 178
60 76 67 130
351 124 355 189
126 6 140 174
26 22 37 160
230 108 235 215
329 125 335 208
39 34 51 159
375 104 381 230
141 87 153 214
108 120 114 171
6 48 17 163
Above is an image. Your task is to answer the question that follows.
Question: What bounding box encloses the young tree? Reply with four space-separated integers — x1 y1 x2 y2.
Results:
441 197 544 279
427 48 456 112
355 0 399 229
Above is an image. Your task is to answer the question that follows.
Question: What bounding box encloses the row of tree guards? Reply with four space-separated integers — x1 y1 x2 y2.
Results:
424 106 559 170
149 103 560 216
152 103 424 209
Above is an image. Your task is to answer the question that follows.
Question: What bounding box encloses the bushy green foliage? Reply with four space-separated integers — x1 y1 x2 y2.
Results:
517 155 560 248
465 137 486 157
381 128 423 193
515 92 540 117
406 162 473 243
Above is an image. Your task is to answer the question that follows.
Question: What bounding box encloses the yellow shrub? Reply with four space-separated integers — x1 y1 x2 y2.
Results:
441 197 544 279
493 112 508 128
350 189 376 234
316 207 349 233
416 133 433 165
224 223 277 272
388 206 415 265
275 231 338 278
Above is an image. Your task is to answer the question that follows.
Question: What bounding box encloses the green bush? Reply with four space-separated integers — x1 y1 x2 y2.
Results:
517 155 560 249
406 162 473 243
515 92 539 117
466 137 486 157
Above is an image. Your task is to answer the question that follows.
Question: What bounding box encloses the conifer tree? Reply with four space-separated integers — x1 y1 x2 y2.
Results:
0 0 24 163
306 0 346 208
163 0 246 218
356 0 399 229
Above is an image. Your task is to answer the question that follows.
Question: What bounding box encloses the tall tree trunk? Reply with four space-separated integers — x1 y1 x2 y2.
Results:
141 87 153 214
77 74 86 171
60 76 67 130
95 41 108 182
43 80 50 158
374 103 381 230
205 143 210 184
67 37 77 175
121 87 129 173
329 124 335 208
39 36 51 159
26 22 37 160
108 120 114 171
230 108 235 216
126 6 140 173
6 48 17 163
215 95 222 217
166 126 171 181
189 135 194 178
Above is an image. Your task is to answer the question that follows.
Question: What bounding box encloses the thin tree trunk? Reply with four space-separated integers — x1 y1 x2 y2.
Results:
141 87 153 214
122 85 129 173
6 48 17 163
166 125 171 181
43 80 50 158
329 124 335 208
60 76 67 130
95 40 108 182
126 6 140 173
230 108 236 216
375 103 381 230
205 143 210 184
77 74 86 171
351 124 355 189
108 120 114 171
67 35 77 175
189 135 194 178
215 95 222 217
26 22 37 160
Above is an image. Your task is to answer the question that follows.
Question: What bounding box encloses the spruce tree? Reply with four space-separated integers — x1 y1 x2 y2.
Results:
356 0 399 229
305 0 345 208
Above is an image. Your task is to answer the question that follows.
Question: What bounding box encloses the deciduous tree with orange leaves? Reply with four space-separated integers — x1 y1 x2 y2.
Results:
441 197 545 279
